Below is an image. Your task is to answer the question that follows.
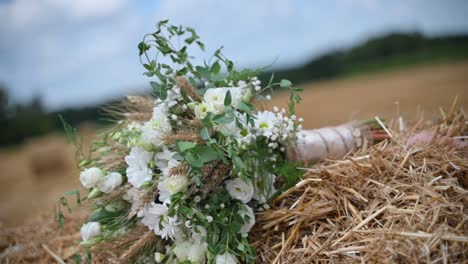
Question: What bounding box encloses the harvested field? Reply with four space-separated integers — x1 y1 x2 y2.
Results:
0 62 467 263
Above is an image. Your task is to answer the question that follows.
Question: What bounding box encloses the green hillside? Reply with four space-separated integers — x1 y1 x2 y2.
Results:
262 32 468 84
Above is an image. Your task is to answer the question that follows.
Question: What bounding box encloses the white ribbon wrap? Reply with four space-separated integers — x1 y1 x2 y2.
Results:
289 121 371 163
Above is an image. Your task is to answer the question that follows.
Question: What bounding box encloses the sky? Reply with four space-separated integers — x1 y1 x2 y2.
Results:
0 0 467 110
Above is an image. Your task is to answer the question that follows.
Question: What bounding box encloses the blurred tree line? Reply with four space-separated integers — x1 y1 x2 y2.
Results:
260 32 468 84
0 86 112 147
1 32 467 147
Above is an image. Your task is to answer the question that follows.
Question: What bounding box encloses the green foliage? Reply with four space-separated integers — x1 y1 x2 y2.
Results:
56 190 81 228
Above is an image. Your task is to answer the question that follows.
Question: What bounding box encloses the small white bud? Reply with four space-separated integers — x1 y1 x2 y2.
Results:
194 196 201 203
220 203 225 209
273 106 279 112
266 95 271 100
255 86 261 91
298 117 304 122
206 216 213 223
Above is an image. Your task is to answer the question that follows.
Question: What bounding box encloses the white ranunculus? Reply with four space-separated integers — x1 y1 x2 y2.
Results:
157 174 189 202
204 87 245 113
125 146 153 188
187 243 207 264
80 222 101 241
80 167 105 189
215 252 238 264
97 172 123 193
225 178 254 203
194 102 214 119
238 205 255 233
164 174 189 194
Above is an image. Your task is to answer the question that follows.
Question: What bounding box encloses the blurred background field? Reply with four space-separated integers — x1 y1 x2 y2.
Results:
0 1 467 227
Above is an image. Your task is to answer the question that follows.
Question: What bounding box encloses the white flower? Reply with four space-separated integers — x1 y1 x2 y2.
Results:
154 252 165 263
97 172 123 193
194 102 214 119
154 147 180 177
238 205 255 233
187 243 207 263
80 222 101 241
206 216 213 223
80 167 104 189
140 202 182 240
173 240 192 261
174 240 207 264
255 111 277 137
140 121 165 149
215 252 238 264
157 174 189 202
253 173 277 204
125 147 153 188
225 178 254 203
203 87 245 112
191 226 207 243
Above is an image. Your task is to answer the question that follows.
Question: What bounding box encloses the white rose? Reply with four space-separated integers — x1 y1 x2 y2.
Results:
187 243 207 264
225 178 254 203
164 174 189 194
97 172 123 193
80 167 104 189
238 205 255 233
80 222 101 241
194 102 214 119
215 252 238 264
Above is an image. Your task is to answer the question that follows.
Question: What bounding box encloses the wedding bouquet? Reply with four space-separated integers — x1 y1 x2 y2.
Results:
59 20 304 264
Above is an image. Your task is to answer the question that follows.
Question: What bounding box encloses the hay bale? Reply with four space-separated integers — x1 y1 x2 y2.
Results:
23 135 72 178
251 111 467 263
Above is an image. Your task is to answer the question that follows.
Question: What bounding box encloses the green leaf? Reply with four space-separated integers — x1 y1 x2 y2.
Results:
210 61 221 74
280 79 292 88
176 141 197 153
196 41 205 51
237 101 252 113
185 152 203 167
65 190 81 205
232 155 244 170
198 146 221 163
195 66 211 79
73 254 81 264
150 81 167 100
200 127 211 141
224 90 232 106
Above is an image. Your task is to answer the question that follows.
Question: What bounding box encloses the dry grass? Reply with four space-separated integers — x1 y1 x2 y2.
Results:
251 109 467 263
1 109 465 263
